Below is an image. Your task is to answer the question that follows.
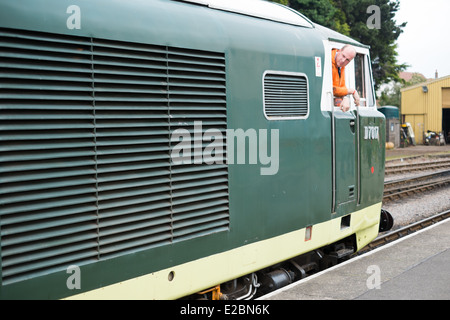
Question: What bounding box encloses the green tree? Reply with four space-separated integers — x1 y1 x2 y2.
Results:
270 0 289 5
288 0 341 31
275 0 350 35
337 0 407 89
378 83 402 107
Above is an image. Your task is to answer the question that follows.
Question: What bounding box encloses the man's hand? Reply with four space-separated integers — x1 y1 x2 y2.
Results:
340 97 350 112
353 90 360 106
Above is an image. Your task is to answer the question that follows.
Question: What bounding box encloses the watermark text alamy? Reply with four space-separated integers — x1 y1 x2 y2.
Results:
171 121 279 176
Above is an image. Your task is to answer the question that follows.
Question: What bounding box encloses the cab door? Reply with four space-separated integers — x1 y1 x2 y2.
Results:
333 50 380 214
323 43 369 216
333 108 357 214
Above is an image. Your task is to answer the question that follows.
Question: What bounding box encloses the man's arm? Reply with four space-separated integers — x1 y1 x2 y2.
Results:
333 85 349 97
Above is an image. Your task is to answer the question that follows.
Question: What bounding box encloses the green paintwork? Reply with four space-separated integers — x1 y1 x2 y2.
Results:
0 0 385 299
359 108 386 204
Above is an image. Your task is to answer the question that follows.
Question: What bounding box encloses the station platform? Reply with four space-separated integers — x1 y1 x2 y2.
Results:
261 218 450 300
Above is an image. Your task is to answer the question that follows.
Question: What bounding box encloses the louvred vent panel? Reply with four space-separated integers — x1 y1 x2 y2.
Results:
0 28 229 284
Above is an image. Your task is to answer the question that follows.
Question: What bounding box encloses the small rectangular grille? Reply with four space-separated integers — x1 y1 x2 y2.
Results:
0 28 228 284
263 71 308 119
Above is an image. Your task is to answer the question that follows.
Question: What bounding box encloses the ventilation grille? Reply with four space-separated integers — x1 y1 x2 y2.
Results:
0 28 228 284
263 72 308 119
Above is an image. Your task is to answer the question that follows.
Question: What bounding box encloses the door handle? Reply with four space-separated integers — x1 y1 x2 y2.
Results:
349 120 356 133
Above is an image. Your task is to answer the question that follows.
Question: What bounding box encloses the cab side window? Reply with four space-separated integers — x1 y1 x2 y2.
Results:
354 53 375 107
354 54 366 103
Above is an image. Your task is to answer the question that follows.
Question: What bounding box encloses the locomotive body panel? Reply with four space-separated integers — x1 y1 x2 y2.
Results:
0 0 385 299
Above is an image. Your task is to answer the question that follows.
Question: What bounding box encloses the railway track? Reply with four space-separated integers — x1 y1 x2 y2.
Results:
385 157 450 175
383 170 450 202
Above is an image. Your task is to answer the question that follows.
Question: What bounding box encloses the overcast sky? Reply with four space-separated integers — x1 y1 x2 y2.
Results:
395 0 450 79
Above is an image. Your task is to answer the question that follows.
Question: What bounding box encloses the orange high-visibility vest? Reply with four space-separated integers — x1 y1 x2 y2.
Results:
332 49 349 97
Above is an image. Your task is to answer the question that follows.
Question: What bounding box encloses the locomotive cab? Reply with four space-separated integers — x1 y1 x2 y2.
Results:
320 34 389 246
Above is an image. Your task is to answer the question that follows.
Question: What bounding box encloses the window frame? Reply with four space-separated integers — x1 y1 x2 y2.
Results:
320 41 376 111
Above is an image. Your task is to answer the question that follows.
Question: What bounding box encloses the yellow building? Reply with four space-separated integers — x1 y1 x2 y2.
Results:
401 75 450 144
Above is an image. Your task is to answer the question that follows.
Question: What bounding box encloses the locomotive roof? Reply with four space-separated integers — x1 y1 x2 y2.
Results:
178 0 313 28
179 0 368 48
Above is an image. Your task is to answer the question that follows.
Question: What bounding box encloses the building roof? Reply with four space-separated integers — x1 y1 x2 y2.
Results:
401 74 450 92
399 72 426 82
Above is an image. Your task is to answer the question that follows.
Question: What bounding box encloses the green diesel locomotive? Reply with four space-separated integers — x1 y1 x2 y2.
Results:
0 0 390 299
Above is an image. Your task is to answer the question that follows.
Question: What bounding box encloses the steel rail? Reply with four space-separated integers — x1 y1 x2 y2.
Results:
383 170 450 201
385 159 450 175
